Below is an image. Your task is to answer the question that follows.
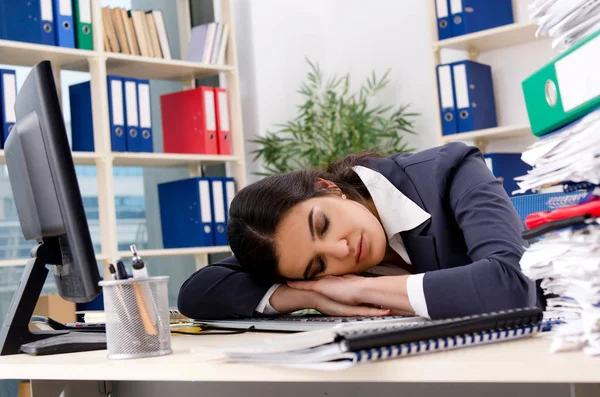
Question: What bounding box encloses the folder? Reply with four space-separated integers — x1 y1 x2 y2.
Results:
53 0 75 48
160 86 219 154
451 60 497 133
450 0 513 37
3 1 48 45
222 177 236 223
158 178 215 248
210 178 228 246
435 0 452 40
123 78 141 152
483 153 531 196
0 70 17 149
40 0 56 46
107 76 127 152
73 0 93 50
136 79 154 153
522 29 600 137
69 81 94 151
214 87 231 155
436 64 457 135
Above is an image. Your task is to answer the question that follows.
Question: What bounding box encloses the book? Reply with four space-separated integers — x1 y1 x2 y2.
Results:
145 11 163 58
152 10 172 60
77 309 190 325
122 8 140 56
111 7 130 54
221 308 544 369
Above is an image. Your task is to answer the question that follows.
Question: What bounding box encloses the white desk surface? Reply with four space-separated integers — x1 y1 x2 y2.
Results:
0 332 599 383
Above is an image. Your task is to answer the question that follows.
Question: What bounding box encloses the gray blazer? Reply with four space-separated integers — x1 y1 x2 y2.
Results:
178 142 539 319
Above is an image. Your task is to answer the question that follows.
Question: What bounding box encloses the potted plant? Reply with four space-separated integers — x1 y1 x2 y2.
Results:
251 59 419 175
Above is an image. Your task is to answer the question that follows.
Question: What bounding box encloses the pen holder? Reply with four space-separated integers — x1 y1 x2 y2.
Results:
99 276 172 360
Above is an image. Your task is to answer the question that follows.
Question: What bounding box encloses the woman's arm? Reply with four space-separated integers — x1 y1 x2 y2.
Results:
178 256 390 319
423 144 537 318
177 256 272 319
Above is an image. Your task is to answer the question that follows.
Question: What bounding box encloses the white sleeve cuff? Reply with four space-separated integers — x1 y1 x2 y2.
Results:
254 283 281 315
406 274 430 319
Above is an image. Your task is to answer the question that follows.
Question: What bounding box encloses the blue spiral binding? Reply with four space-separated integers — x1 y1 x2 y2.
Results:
353 323 543 364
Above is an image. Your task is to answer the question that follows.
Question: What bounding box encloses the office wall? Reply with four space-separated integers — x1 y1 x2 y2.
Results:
230 0 555 181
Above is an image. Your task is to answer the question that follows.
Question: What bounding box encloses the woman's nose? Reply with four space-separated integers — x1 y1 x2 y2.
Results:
322 239 350 259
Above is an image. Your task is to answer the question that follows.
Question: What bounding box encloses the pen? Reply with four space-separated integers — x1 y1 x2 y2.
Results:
130 244 158 324
130 245 149 278
116 260 128 280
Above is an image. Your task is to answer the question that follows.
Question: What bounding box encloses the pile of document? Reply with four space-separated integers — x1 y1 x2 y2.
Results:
514 108 600 194
517 112 600 357
530 0 600 51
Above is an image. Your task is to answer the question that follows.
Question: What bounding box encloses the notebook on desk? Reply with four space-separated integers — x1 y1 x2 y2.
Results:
220 307 544 369
194 314 427 332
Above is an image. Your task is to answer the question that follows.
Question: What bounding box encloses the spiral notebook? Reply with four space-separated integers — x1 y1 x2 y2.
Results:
222 308 544 370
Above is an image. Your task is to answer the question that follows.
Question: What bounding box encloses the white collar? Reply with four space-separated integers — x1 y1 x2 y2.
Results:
352 165 431 239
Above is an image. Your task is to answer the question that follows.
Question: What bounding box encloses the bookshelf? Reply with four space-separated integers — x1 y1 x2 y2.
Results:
0 0 245 276
426 5 544 151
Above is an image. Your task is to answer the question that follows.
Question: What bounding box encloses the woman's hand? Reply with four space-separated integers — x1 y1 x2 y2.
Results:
287 275 366 306
288 275 417 316
269 284 390 317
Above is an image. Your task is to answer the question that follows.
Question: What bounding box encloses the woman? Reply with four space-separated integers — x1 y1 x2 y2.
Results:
178 142 539 320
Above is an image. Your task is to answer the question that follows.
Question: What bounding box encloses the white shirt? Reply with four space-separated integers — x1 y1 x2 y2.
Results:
254 165 432 318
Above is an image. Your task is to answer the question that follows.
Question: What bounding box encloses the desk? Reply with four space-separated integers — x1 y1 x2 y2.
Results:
0 333 599 397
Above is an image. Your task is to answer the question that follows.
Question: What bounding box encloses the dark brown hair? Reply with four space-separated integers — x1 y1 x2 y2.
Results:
227 153 380 282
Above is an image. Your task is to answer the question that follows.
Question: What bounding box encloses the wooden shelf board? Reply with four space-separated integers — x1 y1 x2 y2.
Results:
0 40 95 70
111 152 240 167
0 151 101 166
104 53 235 81
116 246 231 258
0 254 110 268
441 124 532 143
433 23 542 52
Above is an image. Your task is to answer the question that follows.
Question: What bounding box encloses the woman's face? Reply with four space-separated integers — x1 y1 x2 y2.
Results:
274 194 387 280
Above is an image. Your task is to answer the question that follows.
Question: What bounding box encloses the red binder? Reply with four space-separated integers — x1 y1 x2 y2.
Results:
160 86 218 154
214 87 231 155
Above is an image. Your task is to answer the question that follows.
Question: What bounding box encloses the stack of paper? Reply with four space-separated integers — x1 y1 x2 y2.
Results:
521 227 600 355
530 0 600 51
514 108 600 194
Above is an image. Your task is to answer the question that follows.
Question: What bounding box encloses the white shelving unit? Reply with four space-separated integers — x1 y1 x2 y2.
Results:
426 7 544 151
0 0 246 276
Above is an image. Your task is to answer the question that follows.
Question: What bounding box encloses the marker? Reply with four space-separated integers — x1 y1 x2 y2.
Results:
130 245 149 278
116 260 128 280
108 263 117 280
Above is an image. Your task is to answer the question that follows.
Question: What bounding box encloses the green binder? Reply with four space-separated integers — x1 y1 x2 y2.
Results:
522 29 600 137
74 0 93 50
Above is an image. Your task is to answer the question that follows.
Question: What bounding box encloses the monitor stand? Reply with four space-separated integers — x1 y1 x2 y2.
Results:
0 240 106 356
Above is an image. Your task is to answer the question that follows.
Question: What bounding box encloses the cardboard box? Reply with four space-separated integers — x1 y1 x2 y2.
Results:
33 294 76 324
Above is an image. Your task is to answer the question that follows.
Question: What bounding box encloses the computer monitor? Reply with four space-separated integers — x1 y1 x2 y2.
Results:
0 61 102 355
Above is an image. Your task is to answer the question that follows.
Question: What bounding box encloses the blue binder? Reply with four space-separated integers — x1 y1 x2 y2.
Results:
123 78 141 152
3 1 43 44
210 178 228 246
0 69 17 149
107 76 127 152
451 60 497 133
53 0 75 48
136 79 154 153
222 177 236 223
436 64 457 135
69 81 94 151
484 153 531 196
435 0 452 40
450 0 513 37
158 178 215 248
40 0 56 46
